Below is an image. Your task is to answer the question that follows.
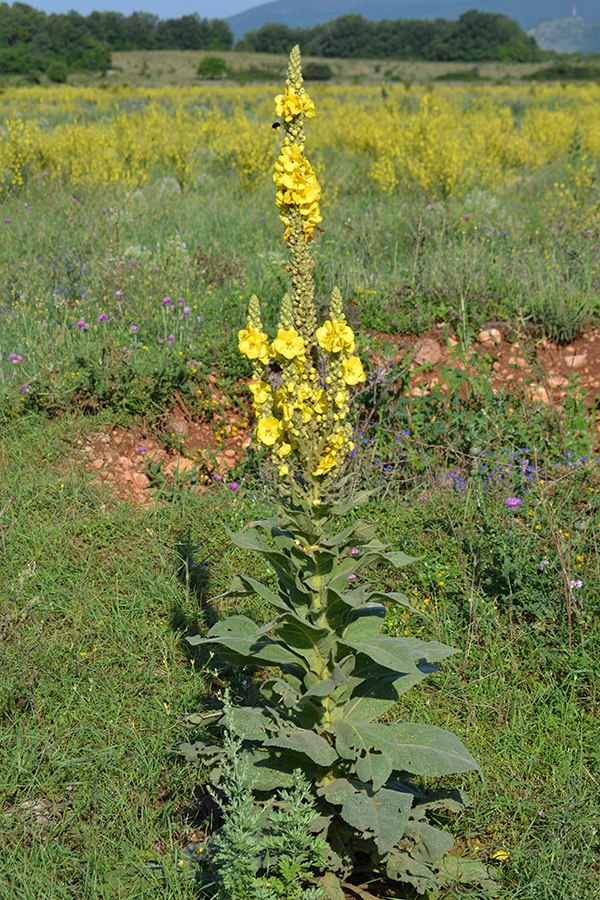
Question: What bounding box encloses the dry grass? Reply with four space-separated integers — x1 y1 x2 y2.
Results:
66 49 557 88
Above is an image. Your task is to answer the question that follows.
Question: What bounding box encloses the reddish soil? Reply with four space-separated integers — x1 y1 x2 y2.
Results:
76 326 600 506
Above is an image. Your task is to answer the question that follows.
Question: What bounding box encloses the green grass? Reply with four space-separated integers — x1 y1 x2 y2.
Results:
1 406 599 899
1 70 600 899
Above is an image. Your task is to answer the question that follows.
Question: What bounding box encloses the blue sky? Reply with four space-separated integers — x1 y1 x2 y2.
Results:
28 0 254 19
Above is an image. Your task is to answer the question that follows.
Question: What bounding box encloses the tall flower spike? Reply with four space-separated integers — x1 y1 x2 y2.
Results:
278 293 295 330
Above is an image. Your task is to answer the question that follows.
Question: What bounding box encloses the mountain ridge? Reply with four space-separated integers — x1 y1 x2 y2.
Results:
226 1 600 41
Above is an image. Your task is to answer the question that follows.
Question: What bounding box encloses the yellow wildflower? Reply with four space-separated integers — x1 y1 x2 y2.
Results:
274 88 303 122
279 464 289 476
248 380 271 405
278 442 293 458
312 388 327 415
316 319 355 354
302 93 316 118
239 325 269 364
342 356 366 385
271 327 305 360
313 451 338 477
256 416 284 446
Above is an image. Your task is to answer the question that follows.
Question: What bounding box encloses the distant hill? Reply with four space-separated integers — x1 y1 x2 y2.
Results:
226 1 600 41
529 16 600 54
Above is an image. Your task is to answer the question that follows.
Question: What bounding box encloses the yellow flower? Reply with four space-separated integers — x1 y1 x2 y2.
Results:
256 416 284 446
239 325 269 364
274 88 303 122
342 356 366 385
279 464 289 476
271 327 305 360
316 319 355 354
312 388 327 415
330 430 345 451
248 380 271 405
278 442 293 458
334 389 347 407
302 93 316 118
313 451 338 477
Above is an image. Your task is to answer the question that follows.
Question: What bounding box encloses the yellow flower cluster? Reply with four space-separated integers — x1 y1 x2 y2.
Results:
273 144 322 240
272 56 322 241
2 82 600 199
238 294 365 484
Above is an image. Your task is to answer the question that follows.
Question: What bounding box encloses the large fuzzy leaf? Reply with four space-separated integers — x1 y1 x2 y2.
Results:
340 636 422 674
340 784 413 854
341 604 386 642
223 573 292 613
333 720 478 779
263 728 337 767
188 615 307 667
378 722 480 776
265 613 333 669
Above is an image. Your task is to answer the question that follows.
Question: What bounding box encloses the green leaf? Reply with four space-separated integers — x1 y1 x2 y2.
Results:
404 636 460 663
435 855 500 893
264 728 338 767
340 636 421 674
340 784 413 854
384 722 480 775
260 676 300 708
189 615 309 668
404 819 454 862
224 573 291 613
331 489 373 515
224 705 277 741
267 613 333 669
316 777 356 806
342 604 386 642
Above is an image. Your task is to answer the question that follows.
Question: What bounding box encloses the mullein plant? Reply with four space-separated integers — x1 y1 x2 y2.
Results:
182 47 497 898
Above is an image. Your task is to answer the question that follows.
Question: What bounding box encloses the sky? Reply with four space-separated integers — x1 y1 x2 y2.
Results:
24 0 256 19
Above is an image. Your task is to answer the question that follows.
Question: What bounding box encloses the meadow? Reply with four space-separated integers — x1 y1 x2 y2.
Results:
1 65 599 900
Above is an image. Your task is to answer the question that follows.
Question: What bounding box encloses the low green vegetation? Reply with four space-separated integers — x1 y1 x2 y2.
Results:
1 48 599 900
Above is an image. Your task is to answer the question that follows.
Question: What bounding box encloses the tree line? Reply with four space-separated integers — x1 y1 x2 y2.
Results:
0 2 233 79
240 11 543 63
0 4 542 81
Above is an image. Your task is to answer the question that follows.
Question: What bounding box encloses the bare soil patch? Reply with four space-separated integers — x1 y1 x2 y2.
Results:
76 326 600 506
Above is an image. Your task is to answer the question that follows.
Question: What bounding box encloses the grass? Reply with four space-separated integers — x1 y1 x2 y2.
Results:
1 63 600 899
1 404 599 899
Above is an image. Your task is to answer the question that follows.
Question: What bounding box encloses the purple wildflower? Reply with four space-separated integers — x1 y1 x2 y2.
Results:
161 296 172 306
136 446 148 453
505 497 522 508
570 579 582 590
76 320 86 329
130 325 139 333
8 353 23 363
212 473 223 482
20 384 30 395
115 290 122 298
183 307 191 316
228 482 240 491
167 334 175 344
97 313 108 322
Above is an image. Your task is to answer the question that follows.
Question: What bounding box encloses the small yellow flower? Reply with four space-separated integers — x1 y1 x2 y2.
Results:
278 442 293 458
239 325 269 364
271 328 305 360
342 356 366 385
248 380 271 405
256 416 283 446
274 88 303 122
279 464 289 476
313 451 337 477
316 319 355 354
